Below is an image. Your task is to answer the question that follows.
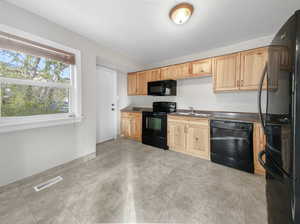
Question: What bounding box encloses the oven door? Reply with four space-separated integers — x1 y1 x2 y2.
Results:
142 112 168 149
142 112 167 137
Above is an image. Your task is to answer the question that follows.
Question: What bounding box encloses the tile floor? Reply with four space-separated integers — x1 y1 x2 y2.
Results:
0 138 267 224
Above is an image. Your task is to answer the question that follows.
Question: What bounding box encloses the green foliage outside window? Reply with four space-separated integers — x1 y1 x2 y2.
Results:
0 49 71 117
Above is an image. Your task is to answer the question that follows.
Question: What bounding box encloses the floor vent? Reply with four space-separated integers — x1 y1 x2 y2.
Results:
34 176 63 192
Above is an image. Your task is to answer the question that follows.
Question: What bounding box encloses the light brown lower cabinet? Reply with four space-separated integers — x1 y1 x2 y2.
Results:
168 115 210 160
253 122 292 176
168 119 186 152
253 122 266 175
121 112 142 142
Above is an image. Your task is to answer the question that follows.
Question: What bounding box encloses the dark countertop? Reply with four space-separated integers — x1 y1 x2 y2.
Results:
121 107 153 113
121 107 260 123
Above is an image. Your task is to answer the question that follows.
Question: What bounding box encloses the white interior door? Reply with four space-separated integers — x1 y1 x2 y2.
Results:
96 66 117 143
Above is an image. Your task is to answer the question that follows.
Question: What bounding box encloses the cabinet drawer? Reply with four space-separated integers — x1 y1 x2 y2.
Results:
168 115 190 123
121 112 141 118
168 115 209 125
188 117 209 126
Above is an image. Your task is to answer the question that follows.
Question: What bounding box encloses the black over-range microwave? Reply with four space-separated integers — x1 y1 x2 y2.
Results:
147 80 177 96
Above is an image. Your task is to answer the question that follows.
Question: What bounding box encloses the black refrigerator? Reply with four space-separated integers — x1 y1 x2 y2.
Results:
257 10 300 224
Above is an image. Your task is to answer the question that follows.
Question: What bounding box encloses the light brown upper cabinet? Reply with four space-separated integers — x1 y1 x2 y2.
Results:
213 53 241 92
175 63 192 79
192 58 212 77
240 48 268 91
161 63 191 80
128 46 283 95
127 72 137 95
214 47 279 92
161 66 173 80
147 68 161 82
136 71 148 95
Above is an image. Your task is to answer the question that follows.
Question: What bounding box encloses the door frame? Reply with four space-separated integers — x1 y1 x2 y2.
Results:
96 65 118 144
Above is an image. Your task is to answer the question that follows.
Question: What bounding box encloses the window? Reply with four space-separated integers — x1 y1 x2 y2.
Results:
0 28 81 132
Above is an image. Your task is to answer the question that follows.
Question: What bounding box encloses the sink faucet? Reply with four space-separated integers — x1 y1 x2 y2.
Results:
189 107 195 114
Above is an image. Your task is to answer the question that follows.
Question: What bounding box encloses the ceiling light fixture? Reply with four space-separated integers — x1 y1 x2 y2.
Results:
169 3 194 25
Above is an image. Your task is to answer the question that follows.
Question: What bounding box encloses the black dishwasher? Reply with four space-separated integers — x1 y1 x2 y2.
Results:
210 120 254 173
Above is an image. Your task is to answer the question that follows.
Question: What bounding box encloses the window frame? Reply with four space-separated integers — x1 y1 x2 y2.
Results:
0 24 82 133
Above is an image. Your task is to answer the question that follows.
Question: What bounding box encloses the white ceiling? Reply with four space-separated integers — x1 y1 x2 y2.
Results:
6 0 300 66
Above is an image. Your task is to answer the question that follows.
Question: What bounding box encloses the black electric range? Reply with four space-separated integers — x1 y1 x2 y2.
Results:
142 102 176 149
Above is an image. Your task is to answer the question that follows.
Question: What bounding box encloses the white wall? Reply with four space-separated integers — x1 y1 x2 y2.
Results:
0 1 141 187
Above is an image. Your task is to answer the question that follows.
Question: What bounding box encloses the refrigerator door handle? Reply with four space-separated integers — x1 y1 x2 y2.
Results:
266 142 282 155
258 150 284 182
258 63 268 134
265 145 292 178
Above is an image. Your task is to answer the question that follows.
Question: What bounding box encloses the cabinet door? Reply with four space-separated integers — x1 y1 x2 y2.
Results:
137 71 148 95
168 121 186 152
192 58 212 77
213 53 241 92
240 48 268 90
161 67 173 80
253 123 266 175
121 116 131 138
130 114 142 142
176 63 191 79
127 73 137 95
186 122 210 160
161 64 191 80
147 69 161 82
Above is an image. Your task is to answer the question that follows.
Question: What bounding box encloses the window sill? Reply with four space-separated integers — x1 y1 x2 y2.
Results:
0 115 83 134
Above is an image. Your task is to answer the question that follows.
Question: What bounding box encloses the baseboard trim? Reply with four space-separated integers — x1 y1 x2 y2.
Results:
0 151 96 191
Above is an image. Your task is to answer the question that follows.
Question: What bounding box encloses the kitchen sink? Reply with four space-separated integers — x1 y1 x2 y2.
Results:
193 113 210 117
174 112 210 117
176 112 192 115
